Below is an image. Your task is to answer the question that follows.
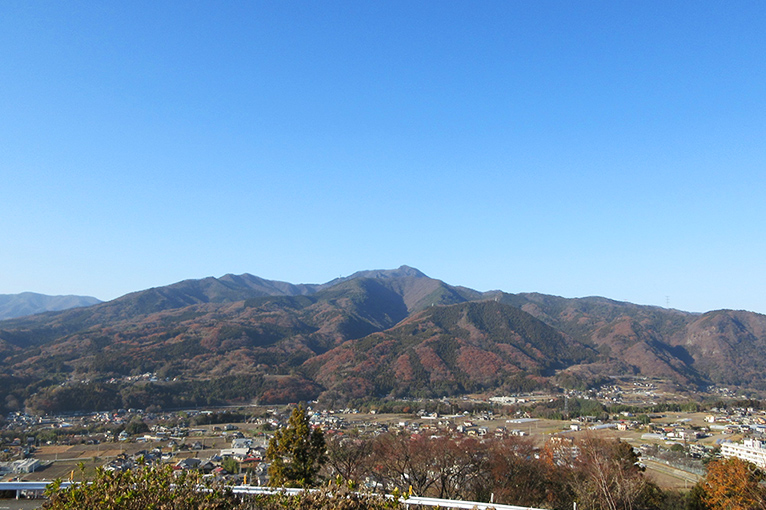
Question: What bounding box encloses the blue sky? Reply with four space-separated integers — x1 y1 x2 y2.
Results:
1 1 764 314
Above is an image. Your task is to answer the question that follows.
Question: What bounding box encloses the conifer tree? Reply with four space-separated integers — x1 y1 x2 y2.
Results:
266 404 326 487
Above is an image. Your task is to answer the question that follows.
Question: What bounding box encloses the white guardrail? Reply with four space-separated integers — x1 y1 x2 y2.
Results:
0 482 545 510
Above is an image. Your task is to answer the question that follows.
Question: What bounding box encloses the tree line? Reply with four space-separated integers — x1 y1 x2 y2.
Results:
324 431 766 509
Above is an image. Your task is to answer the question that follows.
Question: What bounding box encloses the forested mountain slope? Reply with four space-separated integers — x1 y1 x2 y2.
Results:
2 266 765 413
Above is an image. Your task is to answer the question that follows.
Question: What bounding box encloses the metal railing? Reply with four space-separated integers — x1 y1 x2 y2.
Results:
0 482 546 510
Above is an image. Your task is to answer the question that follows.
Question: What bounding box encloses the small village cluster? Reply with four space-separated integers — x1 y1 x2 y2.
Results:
3 393 766 487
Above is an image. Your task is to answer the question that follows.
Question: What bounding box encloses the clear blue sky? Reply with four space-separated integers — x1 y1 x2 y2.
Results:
1 1 764 314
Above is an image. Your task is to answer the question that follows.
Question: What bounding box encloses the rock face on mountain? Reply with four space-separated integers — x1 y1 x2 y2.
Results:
1 266 765 413
0 292 101 321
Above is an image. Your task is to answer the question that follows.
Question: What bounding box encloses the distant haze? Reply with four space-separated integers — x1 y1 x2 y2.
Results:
0 292 101 321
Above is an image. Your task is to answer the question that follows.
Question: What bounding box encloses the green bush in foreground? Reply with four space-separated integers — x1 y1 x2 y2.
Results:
42 464 401 510
43 465 236 510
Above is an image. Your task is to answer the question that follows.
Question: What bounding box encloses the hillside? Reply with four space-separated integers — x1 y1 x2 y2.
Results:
492 293 766 390
2 267 766 413
0 292 101 321
304 300 597 399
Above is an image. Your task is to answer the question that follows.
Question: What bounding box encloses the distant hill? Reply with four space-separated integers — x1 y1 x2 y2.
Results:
1 266 766 413
0 292 101 321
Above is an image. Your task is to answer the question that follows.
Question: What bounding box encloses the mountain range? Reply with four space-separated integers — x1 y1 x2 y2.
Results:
1 266 765 413
0 292 101 321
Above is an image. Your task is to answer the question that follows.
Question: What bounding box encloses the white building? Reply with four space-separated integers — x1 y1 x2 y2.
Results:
0 459 41 474
231 437 252 449
220 447 250 460
721 438 766 469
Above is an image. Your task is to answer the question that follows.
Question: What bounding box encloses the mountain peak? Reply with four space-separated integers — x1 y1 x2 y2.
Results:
394 265 427 277
344 265 428 281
